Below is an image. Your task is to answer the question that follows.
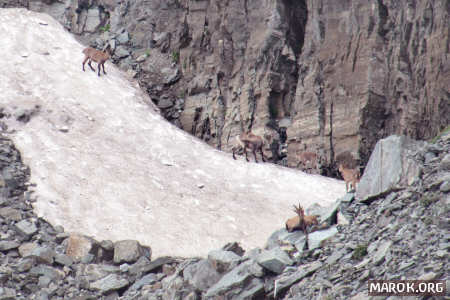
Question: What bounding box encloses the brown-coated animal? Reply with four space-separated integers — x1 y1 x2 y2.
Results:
285 203 319 234
338 164 360 192
82 44 111 77
232 131 265 163
296 151 318 173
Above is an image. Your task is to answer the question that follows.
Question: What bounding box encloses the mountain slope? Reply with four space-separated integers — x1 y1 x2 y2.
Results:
0 9 344 258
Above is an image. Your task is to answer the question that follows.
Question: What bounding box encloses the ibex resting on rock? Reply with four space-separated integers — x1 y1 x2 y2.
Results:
285 203 319 234
232 131 265 163
338 164 360 192
82 44 112 77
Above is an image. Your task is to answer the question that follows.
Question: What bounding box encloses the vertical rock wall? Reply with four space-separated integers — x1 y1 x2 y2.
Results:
291 0 449 169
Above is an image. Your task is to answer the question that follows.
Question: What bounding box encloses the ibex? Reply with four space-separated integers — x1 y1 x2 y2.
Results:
296 151 318 173
285 203 319 234
232 131 265 163
338 164 360 192
82 44 112 77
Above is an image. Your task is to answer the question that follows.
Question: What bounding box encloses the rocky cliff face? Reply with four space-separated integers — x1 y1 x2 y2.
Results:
4 0 449 171
293 0 450 169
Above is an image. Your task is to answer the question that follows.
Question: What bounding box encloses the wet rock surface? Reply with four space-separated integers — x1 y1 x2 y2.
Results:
0 131 448 299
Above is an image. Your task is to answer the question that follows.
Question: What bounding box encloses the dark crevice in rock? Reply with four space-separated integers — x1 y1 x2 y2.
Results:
359 91 387 166
327 100 336 175
376 0 389 39
282 0 307 58
351 32 362 73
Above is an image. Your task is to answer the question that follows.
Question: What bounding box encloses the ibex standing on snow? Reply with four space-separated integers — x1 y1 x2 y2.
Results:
82 44 112 77
296 151 318 173
338 164 360 192
232 131 266 163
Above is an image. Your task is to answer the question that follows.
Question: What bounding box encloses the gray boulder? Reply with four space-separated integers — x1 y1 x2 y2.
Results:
441 154 450 170
161 67 180 85
29 265 63 281
236 278 265 299
128 273 158 291
116 31 130 44
307 226 338 250
265 228 306 250
113 240 150 264
271 260 322 297
27 247 55 265
114 46 130 58
75 264 114 282
208 249 241 273
356 135 425 202
65 234 99 261
0 287 16 299
14 219 37 238
84 9 101 33
205 260 253 297
372 240 393 266
0 207 21 221
0 241 20 251
183 259 221 292
89 274 129 294
256 248 293 274
54 253 73 267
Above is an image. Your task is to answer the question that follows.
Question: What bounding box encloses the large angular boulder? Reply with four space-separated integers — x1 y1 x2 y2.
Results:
356 135 425 202
208 249 241 273
256 248 294 274
307 226 338 251
89 274 129 294
205 260 253 297
66 234 99 261
113 240 151 264
183 259 221 292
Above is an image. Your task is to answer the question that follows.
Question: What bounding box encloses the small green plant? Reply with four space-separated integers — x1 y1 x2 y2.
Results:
171 50 180 63
99 24 111 33
145 49 151 57
352 244 368 260
430 125 450 144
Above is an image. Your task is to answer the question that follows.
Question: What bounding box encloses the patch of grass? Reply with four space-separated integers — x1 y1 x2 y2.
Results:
145 49 151 57
430 125 450 143
420 193 439 207
171 50 180 63
352 244 368 260
99 24 110 33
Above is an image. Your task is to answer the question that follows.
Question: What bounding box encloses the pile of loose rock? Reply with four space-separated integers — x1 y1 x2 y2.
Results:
0 131 448 299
